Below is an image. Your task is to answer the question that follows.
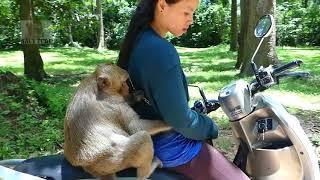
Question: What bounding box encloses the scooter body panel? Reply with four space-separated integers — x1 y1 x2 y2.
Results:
228 94 320 180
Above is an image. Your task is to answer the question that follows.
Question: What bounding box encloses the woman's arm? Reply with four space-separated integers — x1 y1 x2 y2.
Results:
149 64 219 140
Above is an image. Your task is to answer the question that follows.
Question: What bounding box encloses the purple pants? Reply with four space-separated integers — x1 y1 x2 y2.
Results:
169 143 250 180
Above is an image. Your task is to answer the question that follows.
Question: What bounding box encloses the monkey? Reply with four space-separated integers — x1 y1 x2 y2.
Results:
63 63 171 180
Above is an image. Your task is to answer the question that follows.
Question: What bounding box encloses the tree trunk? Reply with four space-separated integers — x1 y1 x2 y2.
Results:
20 0 46 81
238 0 279 76
230 0 238 52
235 0 247 69
68 24 74 45
96 0 105 50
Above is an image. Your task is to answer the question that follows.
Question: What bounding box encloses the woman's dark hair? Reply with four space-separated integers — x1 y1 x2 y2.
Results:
117 0 179 70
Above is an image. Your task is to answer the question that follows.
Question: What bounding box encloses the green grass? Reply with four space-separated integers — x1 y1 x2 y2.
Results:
2 45 320 110
1 45 319 96
0 47 117 75
0 45 319 159
1 45 320 114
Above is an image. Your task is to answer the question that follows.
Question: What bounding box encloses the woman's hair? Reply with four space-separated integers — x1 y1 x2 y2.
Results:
117 0 179 70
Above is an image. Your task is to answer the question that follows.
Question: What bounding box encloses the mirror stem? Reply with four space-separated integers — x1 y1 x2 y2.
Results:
251 37 265 63
251 37 265 84
189 85 208 103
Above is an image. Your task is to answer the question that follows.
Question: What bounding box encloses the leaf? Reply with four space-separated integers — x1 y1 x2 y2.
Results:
1 110 10 115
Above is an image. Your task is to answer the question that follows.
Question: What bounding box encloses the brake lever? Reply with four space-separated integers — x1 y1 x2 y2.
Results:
272 60 303 75
277 71 310 79
275 72 310 85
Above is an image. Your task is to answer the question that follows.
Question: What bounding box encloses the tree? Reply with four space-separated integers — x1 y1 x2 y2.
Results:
230 0 238 51
20 0 46 81
96 0 105 50
65 2 76 47
236 0 279 75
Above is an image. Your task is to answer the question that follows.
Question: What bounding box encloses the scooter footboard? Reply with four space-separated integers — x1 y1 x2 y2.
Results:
246 142 303 179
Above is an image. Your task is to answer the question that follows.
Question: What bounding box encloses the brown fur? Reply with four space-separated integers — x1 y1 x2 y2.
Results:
63 63 170 180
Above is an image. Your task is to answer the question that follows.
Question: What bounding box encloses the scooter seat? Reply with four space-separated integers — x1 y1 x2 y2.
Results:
13 154 189 180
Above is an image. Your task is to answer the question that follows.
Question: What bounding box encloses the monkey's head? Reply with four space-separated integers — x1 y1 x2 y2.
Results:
95 63 129 97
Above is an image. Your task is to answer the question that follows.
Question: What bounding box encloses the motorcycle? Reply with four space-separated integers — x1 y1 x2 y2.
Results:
1 14 319 180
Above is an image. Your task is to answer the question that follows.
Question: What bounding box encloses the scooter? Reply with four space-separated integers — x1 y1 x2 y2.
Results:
1 14 319 180
219 14 319 180
193 14 320 179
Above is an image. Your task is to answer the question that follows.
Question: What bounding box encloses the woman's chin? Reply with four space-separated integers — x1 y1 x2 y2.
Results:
171 31 185 37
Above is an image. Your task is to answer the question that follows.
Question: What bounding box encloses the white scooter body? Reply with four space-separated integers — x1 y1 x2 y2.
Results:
217 14 320 179
219 79 320 179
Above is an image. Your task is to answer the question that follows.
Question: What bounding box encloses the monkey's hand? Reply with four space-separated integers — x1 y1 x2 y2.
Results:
126 90 146 106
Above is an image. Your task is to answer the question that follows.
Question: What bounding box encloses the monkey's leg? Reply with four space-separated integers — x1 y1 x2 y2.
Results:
85 131 155 180
128 119 171 135
149 156 162 173
122 131 156 180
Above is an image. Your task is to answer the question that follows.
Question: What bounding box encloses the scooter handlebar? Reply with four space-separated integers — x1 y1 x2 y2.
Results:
250 60 308 95
273 60 303 74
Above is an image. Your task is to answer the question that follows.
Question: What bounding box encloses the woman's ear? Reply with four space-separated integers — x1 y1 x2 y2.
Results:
157 0 166 12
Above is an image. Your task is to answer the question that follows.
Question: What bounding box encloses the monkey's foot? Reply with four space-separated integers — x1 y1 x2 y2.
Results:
152 156 163 168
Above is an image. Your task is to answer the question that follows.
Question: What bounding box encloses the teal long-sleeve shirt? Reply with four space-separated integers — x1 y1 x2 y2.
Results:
128 27 218 167
128 27 218 140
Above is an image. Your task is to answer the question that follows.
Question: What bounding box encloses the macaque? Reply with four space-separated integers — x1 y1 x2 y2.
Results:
64 63 170 180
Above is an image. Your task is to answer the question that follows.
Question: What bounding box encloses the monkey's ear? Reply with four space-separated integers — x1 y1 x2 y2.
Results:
97 76 110 90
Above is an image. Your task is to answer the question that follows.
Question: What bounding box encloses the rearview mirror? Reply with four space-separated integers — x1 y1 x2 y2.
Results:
250 14 275 79
254 14 274 38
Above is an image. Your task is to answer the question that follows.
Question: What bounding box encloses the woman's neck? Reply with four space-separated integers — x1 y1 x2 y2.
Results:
150 21 167 38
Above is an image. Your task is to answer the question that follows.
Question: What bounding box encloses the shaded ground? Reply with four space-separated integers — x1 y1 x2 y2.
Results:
293 109 320 163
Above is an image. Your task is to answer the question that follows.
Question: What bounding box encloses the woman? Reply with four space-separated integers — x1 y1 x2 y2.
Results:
117 0 250 179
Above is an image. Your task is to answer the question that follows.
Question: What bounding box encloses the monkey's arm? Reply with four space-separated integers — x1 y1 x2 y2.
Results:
129 118 171 135
120 105 170 135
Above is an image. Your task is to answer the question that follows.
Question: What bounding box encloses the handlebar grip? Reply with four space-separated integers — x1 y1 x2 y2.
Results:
273 60 303 74
205 100 220 113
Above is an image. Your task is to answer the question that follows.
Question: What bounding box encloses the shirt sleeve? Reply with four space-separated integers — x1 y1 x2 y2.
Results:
148 64 219 140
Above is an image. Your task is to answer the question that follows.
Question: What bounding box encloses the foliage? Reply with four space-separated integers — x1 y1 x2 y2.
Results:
0 74 64 159
29 81 74 118
103 1 135 49
277 2 320 46
1 0 319 49
171 2 230 47
0 0 20 49
0 0 231 49
42 0 98 47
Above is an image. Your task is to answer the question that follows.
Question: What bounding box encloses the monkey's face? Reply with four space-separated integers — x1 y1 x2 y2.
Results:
96 63 130 97
119 79 129 97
